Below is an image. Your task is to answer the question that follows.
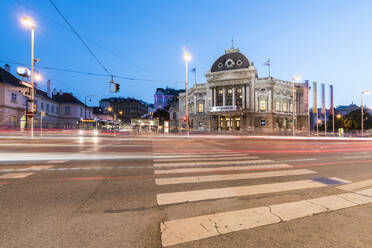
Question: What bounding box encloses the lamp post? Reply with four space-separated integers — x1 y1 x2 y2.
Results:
22 17 35 138
292 76 301 136
361 90 370 136
184 52 191 136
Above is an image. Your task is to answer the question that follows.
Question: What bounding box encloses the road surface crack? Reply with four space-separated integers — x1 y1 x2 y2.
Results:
268 206 283 222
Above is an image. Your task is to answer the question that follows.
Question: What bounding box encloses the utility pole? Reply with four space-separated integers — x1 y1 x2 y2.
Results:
184 52 191 136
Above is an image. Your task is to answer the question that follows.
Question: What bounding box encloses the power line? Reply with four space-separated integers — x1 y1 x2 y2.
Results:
13 0 157 77
0 59 185 85
48 0 111 75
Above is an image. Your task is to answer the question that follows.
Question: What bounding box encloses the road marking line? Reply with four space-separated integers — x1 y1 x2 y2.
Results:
155 169 317 185
160 192 372 247
154 159 273 168
337 179 372 191
0 173 34 179
26 166 54 170
156 179 326 205
154 156 259 163
343 155 372 159
329 177 351 184
46 160 68 164
155 163 292 175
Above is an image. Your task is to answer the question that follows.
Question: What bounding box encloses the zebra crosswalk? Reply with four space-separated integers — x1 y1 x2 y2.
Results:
152 152 360 247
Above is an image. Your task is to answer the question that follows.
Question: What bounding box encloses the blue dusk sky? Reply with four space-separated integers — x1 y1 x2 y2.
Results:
1 0 372 108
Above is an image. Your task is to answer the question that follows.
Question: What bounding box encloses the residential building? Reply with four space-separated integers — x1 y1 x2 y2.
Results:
154 87 184 110
0 65 92 129
99 97 148 123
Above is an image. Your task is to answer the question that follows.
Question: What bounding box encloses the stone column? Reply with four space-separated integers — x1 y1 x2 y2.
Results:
222 88 226 106
193 95 197 115
213 88 217 106
232 87 236 106
242 86 246 109
229 112 232 131
246 85 250 109
218 114 221 132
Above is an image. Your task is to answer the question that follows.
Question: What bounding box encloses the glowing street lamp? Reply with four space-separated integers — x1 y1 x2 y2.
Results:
184 52 191 136
21 17 36 138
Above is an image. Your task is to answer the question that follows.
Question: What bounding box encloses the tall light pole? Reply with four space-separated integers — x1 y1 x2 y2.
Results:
361 89 370 136
22 17 35 138
184 52 191 136
292 76 301 136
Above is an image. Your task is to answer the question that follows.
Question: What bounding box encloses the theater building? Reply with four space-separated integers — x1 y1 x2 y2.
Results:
173 47 309 134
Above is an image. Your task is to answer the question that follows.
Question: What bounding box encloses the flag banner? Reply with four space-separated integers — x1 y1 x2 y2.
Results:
304 80 309 112
313 82 317 114
330 85 334 115
191 68 196 73
321 83 326 114
264 59 270 66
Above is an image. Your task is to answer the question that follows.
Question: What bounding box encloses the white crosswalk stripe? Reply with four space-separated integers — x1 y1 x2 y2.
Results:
155 163 292 174
154 155 259 163
160 191 372 247
155 169 317 185
154 159 272 168
0 173 34 179
156 180 327 205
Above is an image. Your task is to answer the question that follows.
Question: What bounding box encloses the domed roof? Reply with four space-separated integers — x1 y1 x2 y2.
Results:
211 48 250 72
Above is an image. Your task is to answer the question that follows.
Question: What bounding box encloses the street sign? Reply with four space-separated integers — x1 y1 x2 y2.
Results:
21 81 33 88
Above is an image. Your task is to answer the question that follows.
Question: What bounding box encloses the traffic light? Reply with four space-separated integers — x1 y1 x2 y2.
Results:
114 83 120 93
183 116 187 123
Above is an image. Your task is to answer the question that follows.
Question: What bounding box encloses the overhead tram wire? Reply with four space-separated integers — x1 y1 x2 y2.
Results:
0 59 185 85
48 0 111 76
13 0 158 77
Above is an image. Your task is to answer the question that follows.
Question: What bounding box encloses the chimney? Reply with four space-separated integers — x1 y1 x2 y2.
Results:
3 64 10 72
47 80 51 97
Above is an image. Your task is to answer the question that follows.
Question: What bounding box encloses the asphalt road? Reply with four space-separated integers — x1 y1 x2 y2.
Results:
1 135 372 248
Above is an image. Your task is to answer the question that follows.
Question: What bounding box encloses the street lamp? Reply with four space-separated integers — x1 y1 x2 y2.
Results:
21 17 35 138
292 76 301 136
361 89 370 136
184 52 191 136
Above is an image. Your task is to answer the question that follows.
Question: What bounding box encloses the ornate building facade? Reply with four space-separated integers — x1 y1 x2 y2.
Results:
171 47 309 134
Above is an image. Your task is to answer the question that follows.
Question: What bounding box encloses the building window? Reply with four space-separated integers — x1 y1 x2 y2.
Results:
65 106 71 115
11 93 17 103
226 88 233 105
236 87 242 108
51 105 54 113
290 103 293 112
41 102 44 110
56 107 59 114
259 100 267 111
283 102 288 112
46 104 49 112
276 101 281 111
80 108 83 117
198 103 204 113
